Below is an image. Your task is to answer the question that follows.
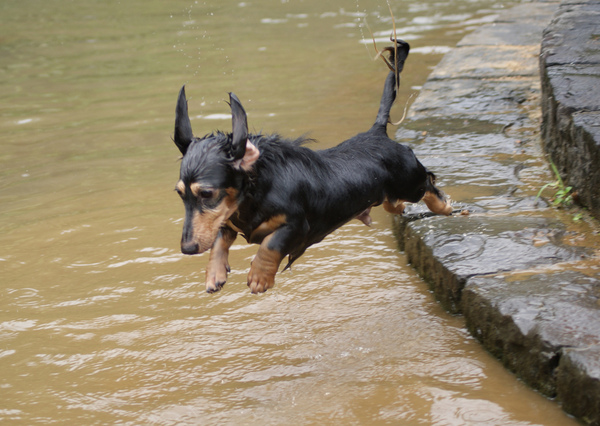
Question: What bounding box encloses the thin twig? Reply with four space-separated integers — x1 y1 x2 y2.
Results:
391 92 415 126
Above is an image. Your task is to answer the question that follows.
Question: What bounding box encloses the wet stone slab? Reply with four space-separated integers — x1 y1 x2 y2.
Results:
396 213 587 314
397 127 545 212
491 1 561 24
413 151 523 209
542 65 600 114
407 78 539 126
458 22 550 47
462 270 600 424
428 45 541 80
399 129 523 157
457 2 560 47
540 2 600 66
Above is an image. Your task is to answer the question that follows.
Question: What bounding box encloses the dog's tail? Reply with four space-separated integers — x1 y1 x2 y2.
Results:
373 39 410 129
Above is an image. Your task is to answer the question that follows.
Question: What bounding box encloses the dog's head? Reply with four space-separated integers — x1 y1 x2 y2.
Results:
173 86 259 255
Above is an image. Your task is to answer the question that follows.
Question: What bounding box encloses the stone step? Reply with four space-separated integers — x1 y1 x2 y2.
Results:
393 1 600 424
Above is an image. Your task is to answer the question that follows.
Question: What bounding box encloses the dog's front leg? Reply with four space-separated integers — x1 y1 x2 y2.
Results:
247 231 285 294
205 226 237 293
248 218 307 294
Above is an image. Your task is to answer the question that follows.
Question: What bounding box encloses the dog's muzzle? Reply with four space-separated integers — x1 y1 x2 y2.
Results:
181 241 200 255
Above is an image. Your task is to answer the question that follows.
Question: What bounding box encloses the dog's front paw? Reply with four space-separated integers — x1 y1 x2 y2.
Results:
247 267 275 293
205 259 230 293
206 267 229 293
247 247 282 293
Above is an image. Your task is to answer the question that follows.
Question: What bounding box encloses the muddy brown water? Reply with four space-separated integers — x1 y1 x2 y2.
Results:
0 0 577 424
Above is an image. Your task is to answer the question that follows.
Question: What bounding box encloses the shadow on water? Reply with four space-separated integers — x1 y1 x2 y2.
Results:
0 0 577 424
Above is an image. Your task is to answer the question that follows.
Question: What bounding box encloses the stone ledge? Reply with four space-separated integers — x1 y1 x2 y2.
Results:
393 1 600 423
558 346 600 425
462 271 600 422
396 213 588 314
540 0 600 219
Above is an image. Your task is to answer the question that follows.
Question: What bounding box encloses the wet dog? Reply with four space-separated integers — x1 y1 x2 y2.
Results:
171 40 452 294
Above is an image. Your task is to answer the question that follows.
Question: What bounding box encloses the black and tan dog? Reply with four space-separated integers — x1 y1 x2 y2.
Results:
172 40 452 294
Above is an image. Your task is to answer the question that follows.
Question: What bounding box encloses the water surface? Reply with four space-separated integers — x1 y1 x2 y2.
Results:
0 0 576 424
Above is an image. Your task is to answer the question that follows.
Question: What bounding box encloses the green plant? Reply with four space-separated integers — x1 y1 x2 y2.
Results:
572 212 584 222
536 160 574 208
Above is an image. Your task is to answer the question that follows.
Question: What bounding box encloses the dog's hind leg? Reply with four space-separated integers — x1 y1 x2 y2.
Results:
205 226 237 293
383 198 406 215
422 191 453 215
422 173 453 215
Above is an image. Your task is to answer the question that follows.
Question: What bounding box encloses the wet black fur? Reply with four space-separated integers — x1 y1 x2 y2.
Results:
174 40 446 270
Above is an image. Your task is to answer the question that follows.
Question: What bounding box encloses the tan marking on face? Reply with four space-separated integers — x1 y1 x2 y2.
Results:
190 188 240 253
249 214 287 244
422 191 453 215
176 180 186 195
190 182 208 198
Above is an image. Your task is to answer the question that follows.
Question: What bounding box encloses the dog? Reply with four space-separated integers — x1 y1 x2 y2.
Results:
171 39 452 294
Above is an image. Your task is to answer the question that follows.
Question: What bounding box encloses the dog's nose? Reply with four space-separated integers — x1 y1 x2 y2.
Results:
181 241 199 255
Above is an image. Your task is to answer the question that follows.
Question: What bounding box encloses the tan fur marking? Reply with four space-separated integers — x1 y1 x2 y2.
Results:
176 180 186 195
226 219 243 233
247 233 283 293
422 191 453 215
190 188 239 253
190 182 201 198
383 198 406 215
249 214 287 244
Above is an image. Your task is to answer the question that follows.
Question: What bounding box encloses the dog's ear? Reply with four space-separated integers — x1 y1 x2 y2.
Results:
228 92 248 161
174 85 194 155
228 93 259 171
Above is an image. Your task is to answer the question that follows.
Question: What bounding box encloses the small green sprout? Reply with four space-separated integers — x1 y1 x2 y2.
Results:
536 160 574 208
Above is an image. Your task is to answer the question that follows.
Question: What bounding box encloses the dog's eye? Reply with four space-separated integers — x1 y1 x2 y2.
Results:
199 189 214 199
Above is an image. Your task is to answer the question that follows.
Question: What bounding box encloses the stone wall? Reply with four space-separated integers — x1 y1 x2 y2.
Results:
540 0 600 219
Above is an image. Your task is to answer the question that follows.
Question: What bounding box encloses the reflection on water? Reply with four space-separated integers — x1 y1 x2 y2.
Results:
0 0 575 424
